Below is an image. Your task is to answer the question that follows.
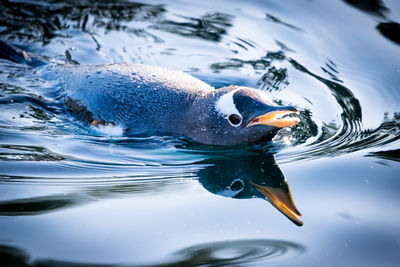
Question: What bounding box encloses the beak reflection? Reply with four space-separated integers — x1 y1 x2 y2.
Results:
196 152 303 226
252 183 302 226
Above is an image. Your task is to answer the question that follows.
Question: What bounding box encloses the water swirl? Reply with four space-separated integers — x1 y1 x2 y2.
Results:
164 239 305 266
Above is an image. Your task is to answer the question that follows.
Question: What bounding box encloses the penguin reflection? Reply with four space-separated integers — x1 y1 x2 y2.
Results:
0 149 302 226
197 152 303 226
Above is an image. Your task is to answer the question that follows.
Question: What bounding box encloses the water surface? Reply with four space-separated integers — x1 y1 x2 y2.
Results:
0 0 400 266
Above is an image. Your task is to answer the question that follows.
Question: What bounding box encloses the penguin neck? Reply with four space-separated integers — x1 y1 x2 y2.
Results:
178 91 218 143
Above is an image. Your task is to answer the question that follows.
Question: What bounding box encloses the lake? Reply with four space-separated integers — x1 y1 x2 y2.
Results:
0 0 399 266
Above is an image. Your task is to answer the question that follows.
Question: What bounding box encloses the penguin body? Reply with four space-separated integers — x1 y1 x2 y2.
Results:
63 63 213 136
0 40 300 146
62 63 299 145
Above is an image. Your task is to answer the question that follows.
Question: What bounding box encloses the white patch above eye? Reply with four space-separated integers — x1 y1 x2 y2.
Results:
215 89 240 116
215 89 242 127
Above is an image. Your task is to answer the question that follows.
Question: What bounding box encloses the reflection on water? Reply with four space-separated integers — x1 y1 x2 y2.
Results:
0 194 87 216
0 239 305 266
343 0 389 17
367 148 400 162
197 152 302 226
155 12 233 42
0 0 166 45
343 0 400 45
377 22 400 45
0 144 66 161
0 149 302 225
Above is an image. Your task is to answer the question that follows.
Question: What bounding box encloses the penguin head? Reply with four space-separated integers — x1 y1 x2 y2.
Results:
185 86 300 146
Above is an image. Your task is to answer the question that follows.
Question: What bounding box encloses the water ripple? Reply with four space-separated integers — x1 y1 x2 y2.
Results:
165 239 305 266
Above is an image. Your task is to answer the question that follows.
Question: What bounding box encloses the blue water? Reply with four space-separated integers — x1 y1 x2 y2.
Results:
0 0 400 266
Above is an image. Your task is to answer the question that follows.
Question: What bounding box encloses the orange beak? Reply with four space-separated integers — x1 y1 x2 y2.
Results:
247 109 300 128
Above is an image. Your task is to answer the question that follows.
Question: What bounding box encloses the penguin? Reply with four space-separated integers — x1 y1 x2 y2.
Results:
0 40 300 146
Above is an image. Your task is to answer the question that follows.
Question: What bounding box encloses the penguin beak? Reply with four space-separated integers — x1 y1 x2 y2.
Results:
251 182 303 226
247 106 300 128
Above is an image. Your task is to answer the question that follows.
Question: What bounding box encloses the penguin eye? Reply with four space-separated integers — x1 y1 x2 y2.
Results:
228 114 242 126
